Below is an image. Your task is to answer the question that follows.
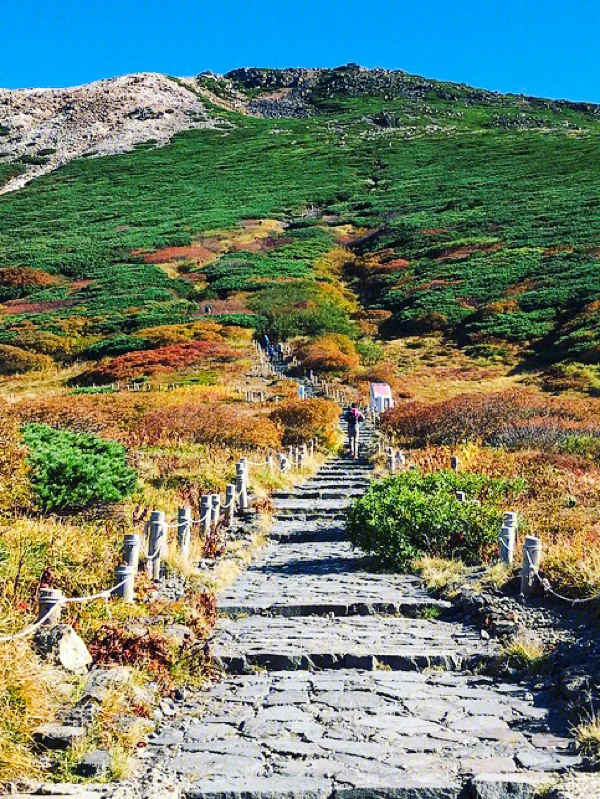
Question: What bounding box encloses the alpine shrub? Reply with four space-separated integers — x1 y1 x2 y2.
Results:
23 424 138 511
347 469 525 568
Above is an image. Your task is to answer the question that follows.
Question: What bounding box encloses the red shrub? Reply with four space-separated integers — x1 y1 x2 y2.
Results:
76 341 237 385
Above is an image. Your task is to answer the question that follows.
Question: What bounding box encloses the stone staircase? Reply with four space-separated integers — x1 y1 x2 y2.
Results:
147 422 579 798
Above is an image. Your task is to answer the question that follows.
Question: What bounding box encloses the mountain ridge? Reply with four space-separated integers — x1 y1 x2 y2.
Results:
2 64 600 194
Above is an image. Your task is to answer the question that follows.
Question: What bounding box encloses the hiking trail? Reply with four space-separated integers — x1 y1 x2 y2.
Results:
138 421 577 798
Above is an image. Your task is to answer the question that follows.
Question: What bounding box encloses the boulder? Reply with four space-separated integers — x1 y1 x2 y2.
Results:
76 749 111 778
81 666 132 703
471 773 557 799
33 724 87 751
34 625 92 675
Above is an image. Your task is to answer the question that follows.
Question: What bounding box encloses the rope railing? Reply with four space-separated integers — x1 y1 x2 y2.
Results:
0 574 132 644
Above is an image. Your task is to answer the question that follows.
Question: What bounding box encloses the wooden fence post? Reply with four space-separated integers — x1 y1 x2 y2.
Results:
38 588 63 626
123 533 140 573
499 526 515 566
114 565 135 602
450 456 459 472
236 463 248 511
387 447 396 474
211 494 221 527
521 535 542 597
148 510 165 581
177 507 192 560
224 483 236 527
200 495 212 537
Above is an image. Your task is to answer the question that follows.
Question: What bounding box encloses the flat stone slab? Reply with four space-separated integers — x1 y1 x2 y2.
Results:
218 541 449 616
214 615 495 672
149 671 558 792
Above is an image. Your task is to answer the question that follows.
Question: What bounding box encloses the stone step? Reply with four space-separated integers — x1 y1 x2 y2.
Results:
275 509 348 521
217 542 445 614
147 670 571 797
214 615 496 673
272 488 367 500
219 598 451 619
273 498 357 512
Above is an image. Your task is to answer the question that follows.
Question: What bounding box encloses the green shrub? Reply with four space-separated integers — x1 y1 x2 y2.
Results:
211 313 268 328
347 469 524 569
23 424 138 512
82 335 151 361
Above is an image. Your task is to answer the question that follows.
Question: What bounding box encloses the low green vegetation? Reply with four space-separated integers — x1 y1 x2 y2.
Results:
23 424 138 512
347 470 525 568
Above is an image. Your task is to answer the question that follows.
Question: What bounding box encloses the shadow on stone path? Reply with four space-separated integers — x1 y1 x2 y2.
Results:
145 422 580 799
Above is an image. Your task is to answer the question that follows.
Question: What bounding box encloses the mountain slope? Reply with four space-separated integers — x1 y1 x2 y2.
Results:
0 72 222 193
0 65 599 376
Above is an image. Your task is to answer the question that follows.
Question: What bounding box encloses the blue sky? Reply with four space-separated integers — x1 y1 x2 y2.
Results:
2 0 599 102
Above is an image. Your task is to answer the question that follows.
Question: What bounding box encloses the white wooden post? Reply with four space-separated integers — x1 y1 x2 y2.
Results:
38 588 63 626
521 536 542 597
499 526 515 566
177 507 192 559
114 565 135 602
455 491 466 502
267 456 275 474
224 483 235 527
123 533 140 573
309 439 315 458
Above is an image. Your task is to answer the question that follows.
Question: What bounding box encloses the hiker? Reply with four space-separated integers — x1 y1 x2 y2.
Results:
277 342 284 362
345 402 364 460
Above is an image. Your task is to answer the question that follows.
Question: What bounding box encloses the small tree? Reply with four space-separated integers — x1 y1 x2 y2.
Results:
23 424 138 512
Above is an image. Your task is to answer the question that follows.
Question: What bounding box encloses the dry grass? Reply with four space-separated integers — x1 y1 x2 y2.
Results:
412 556 466 594
0 641 57 781
574 716 600 764
501 632 548 671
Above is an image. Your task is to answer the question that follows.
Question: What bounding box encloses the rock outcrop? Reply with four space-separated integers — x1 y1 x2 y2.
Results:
0 72 219 194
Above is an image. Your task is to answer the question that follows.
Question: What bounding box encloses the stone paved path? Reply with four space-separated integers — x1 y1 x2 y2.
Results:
148 423 579 798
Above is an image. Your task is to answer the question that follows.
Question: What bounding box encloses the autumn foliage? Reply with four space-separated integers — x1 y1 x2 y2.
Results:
270 397 341 447
295 334 360 373
76 340 237 385
381 389 600 450
0 344 53 375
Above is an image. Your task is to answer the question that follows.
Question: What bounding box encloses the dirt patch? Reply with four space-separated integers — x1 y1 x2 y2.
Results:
0 298 75 315
138 244 218 265
420 228 446 235
230 236 292 254
434 242 504 262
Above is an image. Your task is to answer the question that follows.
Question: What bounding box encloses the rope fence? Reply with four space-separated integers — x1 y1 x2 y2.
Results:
0 437 320 644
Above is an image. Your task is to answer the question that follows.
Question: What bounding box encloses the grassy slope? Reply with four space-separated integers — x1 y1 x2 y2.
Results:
0 79 599 366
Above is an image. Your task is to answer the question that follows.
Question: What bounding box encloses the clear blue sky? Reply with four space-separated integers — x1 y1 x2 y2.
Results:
2 0 599 102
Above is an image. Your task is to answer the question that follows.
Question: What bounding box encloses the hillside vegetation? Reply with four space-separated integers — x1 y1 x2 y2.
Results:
0 64 599 781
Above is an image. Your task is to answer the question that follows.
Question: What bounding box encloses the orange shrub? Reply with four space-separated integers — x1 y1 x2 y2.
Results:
270 398 340 447
136 321 226 347
0 267 58 288
0 345 53 375
381 389 600 450
295 335 359 373
75 340 237 385
0 402 30 511
138 403 281 449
